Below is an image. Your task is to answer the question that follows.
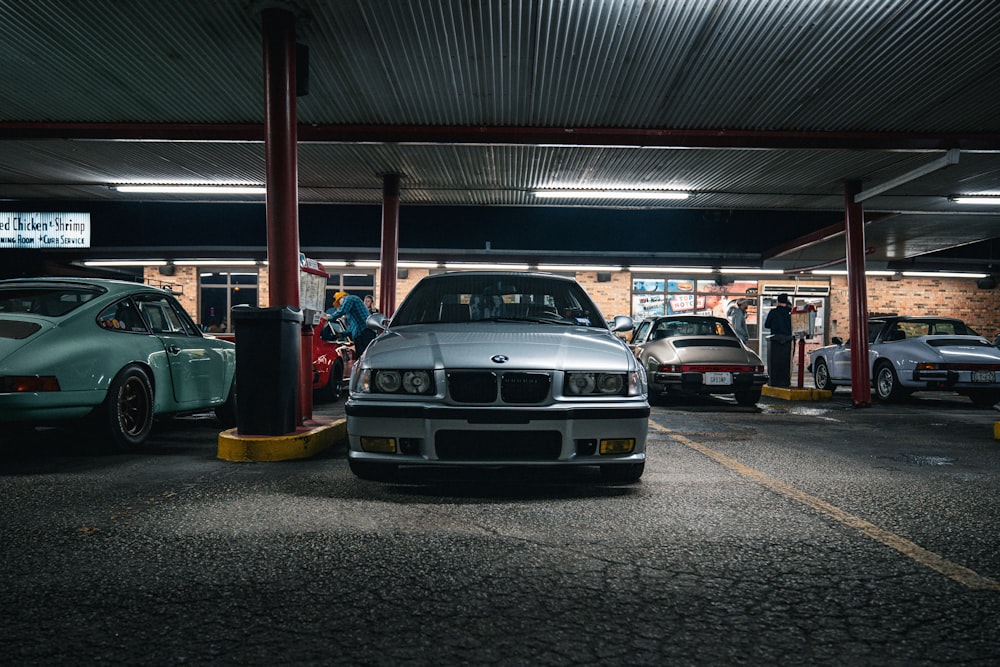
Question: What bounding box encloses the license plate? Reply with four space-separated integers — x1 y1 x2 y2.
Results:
972 370 996 383
704 372 732 386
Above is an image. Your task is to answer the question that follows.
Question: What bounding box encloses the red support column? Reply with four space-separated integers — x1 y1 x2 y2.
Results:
262 8 300 309
261 8 306 425
379 174 401 317
845 180 871 407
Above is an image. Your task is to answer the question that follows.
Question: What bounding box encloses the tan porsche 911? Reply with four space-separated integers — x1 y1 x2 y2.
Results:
629 315 768 406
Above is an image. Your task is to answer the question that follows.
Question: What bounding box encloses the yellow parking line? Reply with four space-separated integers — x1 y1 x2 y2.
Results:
649 420 1000 592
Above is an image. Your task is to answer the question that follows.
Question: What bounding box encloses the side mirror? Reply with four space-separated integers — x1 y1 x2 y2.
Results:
832 336 844 345
611 315 634 333
366 311 389 332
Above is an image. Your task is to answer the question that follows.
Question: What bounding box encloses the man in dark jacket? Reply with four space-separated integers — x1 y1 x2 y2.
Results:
764 293 793 387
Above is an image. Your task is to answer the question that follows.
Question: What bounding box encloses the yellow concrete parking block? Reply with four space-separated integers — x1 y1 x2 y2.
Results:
217 418 348 462
761 385 834 401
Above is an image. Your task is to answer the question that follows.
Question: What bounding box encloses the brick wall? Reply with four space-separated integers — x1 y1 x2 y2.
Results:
829 275 1000 340
147 266 1000 342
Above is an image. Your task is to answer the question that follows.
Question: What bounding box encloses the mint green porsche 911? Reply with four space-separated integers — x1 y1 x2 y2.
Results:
0 277 237 451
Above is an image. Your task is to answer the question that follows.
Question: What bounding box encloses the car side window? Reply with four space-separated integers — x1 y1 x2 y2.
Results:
97 299 149 333
138 294 202 336
632 320 651 343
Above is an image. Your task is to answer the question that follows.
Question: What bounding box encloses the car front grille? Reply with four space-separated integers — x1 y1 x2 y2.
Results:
435 429 561 460
500 372 551 403
447 371 551 404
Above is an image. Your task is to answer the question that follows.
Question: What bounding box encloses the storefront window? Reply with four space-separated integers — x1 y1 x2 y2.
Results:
631 276 759 344
199 272 258 332
325 272 376 311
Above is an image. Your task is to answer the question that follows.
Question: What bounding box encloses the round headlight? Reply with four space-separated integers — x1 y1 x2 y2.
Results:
402 370 431 394
374 370 402 393
566 372 596 395
597 373 624 394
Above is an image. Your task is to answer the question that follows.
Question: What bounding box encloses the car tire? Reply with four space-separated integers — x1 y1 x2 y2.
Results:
968 390 1000 408
735 389 761 406
600 462 644 483
315 360 344 403
100 364 154 452
349 459 399 482
874 362 906 403
813 358 833 391
215 380 238 428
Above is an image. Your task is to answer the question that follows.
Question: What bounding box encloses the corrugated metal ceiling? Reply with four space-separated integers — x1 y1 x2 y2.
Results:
0 0 998 270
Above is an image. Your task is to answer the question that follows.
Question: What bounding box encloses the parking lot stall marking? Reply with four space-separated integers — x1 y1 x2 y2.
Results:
649 420 1000 592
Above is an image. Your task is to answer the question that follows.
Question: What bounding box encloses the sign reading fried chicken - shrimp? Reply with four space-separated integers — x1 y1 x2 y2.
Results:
0 212 91 248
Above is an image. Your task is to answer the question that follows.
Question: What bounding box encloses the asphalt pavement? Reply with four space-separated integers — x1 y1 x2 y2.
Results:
2 390 999 666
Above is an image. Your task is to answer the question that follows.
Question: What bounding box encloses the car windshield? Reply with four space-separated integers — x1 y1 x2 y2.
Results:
0 283 104 318
391 273 605 327
651 317 735 340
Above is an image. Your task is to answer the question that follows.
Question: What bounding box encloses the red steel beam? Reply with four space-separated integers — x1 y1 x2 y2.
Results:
262 7 300 309
379 174 401 318
845 180 871 408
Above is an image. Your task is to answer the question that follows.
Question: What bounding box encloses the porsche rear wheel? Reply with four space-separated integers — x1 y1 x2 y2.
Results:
874 362 906 403
102 364 154 451
215 380 238 428
315 360 344 403
735 389 761 406
813 358 833 391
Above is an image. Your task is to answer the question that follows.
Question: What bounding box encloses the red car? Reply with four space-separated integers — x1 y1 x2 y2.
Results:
313 315 356 402
214 314 355 403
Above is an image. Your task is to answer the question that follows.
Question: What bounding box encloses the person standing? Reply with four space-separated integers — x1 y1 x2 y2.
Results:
731 298 750 344
363 294 379 314
327 291 376 356
764 294 793 387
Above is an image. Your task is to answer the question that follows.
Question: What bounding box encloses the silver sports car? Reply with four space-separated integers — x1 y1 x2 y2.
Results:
345 271 649 483
630 315 768 406
808 316 1000 405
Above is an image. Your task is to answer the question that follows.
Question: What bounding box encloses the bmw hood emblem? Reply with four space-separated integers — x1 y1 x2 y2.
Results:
491 354 509 364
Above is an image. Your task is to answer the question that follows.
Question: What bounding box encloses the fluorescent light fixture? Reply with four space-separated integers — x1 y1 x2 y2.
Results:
536 264 623 273
84 260 169 267
950 197 1000 205
533 190 689 200
902 271 988 279
812 270 902 276
718 268 786 275
176 260 260 266
628 267 715 274
443 262 532 271
114 185 266 195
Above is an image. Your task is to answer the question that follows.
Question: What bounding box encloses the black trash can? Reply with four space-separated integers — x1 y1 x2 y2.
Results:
231 305 303 436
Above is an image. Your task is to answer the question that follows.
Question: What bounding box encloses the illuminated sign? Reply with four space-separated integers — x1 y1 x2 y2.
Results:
0 212 91 249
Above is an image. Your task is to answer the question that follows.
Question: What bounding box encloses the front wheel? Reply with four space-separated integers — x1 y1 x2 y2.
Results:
100 364 154 452
874 363 906 403
813 358 833 391
600 462 644 483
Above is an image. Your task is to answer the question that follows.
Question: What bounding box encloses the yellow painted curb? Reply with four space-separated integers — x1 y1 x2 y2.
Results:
217 418 348 462
994 422 1000 440
761 385 834 401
